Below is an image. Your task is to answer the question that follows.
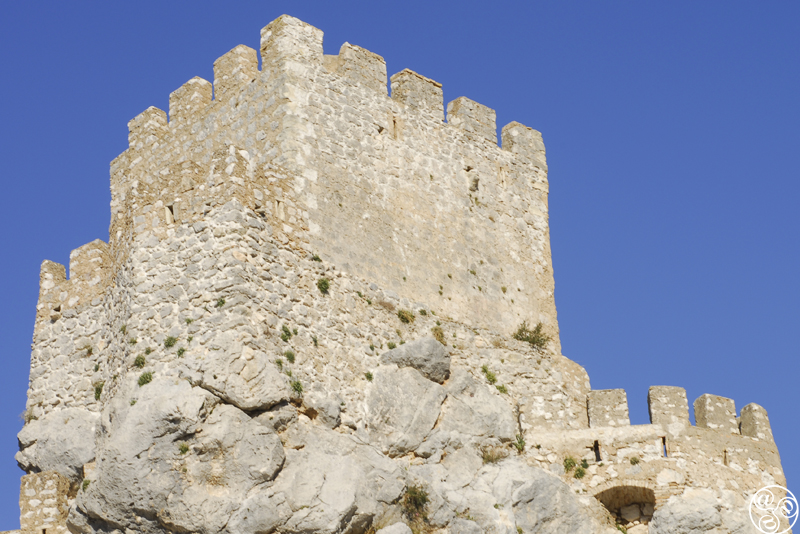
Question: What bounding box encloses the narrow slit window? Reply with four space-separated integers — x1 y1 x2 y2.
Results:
165 204 175 224
723 449 728 466
593 440 602 462
662 437 668 457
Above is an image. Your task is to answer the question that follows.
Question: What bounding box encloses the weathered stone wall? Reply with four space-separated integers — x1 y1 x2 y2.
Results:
104 15 559 353
94 199 588 433
26 240 113 420
19 471 71 534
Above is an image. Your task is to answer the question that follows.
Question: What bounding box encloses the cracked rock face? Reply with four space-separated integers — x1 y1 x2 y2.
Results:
379 336 451 384
16 408 100 484
49 356 623 534
365 366 447 457
649 488 760 534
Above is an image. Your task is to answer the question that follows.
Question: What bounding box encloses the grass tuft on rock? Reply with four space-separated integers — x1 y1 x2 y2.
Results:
138 371 153 387
397 309 415 324
512 321 549 351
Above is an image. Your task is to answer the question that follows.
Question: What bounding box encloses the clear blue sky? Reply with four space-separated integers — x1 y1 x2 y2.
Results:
0 2 797 527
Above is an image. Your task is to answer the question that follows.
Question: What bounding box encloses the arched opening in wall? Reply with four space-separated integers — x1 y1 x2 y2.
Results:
594 485 656 533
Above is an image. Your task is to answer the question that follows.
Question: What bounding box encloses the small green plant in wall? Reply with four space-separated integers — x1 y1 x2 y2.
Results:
138 371 153 387
563 456 577 472
513 433 526 453
317 278 330 294
281 325 292 342
365 372 373 382
134 355 146 369
481 364 497 384
179 443 189 454
215 297 225 308
290 380 303 395
284 350 295 363
431 326 445 345
93 381 104 401
397 309 415 324
512 321 550 351
402 485 429 520
164 336 177 349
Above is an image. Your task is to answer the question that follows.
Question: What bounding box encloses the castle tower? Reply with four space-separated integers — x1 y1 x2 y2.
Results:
17 15 785 534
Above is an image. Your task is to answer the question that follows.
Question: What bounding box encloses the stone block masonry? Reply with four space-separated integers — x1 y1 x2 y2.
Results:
588 388 630 428
19 471 70 534
694 393 738 434
647 385 690 427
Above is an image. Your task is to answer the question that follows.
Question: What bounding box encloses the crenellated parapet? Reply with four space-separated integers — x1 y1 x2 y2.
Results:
35 239 111 329
528 383 783 515
582 385 775 443
169 77 212 129
101 14 558 343
213 45 258 102
588 389 630 428
648 385 690 427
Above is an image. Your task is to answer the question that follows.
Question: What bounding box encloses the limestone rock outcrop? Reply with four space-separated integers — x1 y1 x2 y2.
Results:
16 408 99 484
379 336 451 384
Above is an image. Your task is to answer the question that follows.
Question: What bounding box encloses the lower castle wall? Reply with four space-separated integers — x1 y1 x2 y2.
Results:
96 199 584 433
530 420 784 509
26 303 106 421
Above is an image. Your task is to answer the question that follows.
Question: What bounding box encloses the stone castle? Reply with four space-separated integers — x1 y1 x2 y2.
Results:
12 15 786 534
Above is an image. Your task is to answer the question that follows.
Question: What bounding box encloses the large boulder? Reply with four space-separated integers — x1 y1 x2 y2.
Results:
379 336 450 384
511 468 616 534
365 366 447 457
435 368 516 446
649 488 760 534
406 454 617 534
16 407 100 483
186 332 292 411
70 377 287 534
273 419 403 534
